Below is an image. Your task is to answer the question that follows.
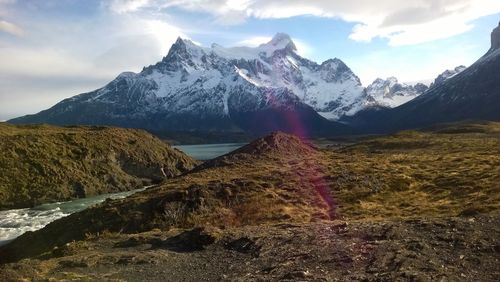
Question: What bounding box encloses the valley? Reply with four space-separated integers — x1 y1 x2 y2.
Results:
1 121 499 281
0 5 499 281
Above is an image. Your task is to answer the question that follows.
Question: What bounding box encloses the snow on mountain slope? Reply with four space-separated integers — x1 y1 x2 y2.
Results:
64 33 366 121
363 64 468 110
10 33 358 134
345 22 500 133
365 77 428 108
430 65 467 88
363 65 469 109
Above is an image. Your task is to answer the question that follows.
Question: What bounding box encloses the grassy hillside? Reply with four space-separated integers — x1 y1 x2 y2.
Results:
0 123 197 209
322 121 500 219
0 122 498 280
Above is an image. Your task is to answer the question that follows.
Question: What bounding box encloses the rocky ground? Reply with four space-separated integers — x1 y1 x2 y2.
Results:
1 214 498 281
0 121 499 281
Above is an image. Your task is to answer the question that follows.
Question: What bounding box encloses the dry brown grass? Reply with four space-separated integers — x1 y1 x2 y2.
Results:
0 123 197 209
321 121 500 220
2 122 499 263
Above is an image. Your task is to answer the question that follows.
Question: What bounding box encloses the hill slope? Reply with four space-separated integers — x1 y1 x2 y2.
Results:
0 132 335 262
0 123 197 209
1 122 499 265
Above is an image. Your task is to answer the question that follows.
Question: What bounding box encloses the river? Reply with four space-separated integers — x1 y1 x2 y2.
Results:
0 143 245 246
0 188 145 246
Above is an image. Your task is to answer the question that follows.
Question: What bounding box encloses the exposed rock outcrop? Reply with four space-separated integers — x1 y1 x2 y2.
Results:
365 77 428 108
347 24 500 132
430 65 466 87
490 21 500 51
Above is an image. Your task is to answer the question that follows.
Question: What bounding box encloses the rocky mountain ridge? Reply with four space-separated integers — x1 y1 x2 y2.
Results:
9 28 499 135
430 65 466 88
346 22 500 132
365 77 428 108
7 33 369 135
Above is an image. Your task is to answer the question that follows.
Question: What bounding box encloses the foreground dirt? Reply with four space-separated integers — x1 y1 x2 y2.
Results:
1 213 498 281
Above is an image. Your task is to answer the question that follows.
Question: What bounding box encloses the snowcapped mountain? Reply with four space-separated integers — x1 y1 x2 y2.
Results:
138 32 366 120
365 77 428 108
364 64 470 109
346 22 500 133
11 33 359 135
430 65 466 88
12 29 490 136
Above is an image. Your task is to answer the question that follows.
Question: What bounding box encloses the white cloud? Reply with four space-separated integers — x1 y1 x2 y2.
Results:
123 0 500 46
0 11 186 119
143 19 186 53
109 0 151 14
289 39 312 57
236 35 312 57
0 75 109 120
0 20 23 36
0 0 16 13
236 36 272 47
0 14 185 79
0 47 119 80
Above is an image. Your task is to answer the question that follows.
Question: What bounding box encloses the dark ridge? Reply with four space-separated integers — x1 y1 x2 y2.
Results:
345 24 500 133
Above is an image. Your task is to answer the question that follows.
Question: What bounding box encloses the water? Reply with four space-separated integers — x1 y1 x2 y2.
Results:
0 187 146 246
174 143 246 160
0 143 246 246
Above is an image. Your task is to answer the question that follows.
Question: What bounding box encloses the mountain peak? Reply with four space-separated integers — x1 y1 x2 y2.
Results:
174 36 184 44
322 57 342 64
431 65 467 87
166 37 188 55
174 37 199 47
11 30 369 131
387 76 398 82
367 77 398 87
319 58 360 84
270 32 292 43
261 32 297 52
163 36 204 63
365 76 427 108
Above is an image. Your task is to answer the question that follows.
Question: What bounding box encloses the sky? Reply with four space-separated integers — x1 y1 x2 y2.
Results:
0 0 499 120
